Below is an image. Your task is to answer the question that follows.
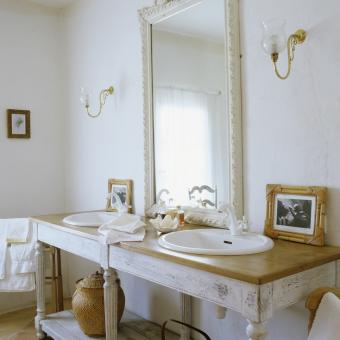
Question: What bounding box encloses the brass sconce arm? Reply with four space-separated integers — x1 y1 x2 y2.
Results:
82 86 114 118
271 29 306 80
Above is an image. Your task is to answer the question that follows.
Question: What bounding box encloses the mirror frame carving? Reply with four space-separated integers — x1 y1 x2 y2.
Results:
139 0 243 217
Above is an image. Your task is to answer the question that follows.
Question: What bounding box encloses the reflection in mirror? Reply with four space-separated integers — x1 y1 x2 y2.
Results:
152 0 228 208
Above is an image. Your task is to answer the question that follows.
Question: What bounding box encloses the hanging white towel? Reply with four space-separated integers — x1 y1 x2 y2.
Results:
4 218 30 243
98 213 146 244
10 222 36 274
0 247 35 292
0 218 36 292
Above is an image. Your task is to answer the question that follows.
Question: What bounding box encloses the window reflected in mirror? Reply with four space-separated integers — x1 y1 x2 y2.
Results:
152 0 229 208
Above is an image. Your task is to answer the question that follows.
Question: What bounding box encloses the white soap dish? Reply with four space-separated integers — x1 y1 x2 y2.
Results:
149 215 179 234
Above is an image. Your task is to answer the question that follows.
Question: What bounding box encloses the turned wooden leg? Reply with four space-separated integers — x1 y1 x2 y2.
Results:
180 293 192 340
246 320 267 340
104 268 119 340
35 241 46 339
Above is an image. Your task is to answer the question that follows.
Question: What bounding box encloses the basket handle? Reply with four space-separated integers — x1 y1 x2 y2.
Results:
161 319 211 340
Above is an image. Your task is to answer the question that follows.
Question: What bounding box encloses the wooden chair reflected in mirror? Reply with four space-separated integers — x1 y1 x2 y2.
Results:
188 185 217 208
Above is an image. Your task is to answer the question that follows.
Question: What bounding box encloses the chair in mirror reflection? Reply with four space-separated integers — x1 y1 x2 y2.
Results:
188 185 217 208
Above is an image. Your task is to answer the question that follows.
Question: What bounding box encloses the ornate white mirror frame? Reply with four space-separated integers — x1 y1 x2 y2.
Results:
139 0 243 217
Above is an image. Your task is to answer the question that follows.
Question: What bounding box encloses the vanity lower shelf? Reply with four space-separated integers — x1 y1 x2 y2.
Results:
41 310 179 340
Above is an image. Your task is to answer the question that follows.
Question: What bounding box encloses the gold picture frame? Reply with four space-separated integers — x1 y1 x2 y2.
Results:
7 109 31 139
264 184 327 246
106 179 133 213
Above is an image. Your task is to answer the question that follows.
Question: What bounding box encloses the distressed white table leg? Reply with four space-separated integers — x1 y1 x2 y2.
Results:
180 293 192 340
246 321 267 340
104 268 119 340
35 241 46 339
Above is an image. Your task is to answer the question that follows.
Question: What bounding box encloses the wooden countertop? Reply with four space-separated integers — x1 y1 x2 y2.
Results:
32 212 340 285
118 226 340 285
31 212 102 241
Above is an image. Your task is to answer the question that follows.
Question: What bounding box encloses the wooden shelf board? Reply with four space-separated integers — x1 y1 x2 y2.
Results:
41 310 179 340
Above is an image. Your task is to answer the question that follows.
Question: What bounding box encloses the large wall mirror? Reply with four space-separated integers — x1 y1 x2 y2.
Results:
140 0 243 217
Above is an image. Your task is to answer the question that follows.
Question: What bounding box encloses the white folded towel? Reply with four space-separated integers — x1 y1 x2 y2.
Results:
184 208 227 228
98 213 146 244
4 218 30 243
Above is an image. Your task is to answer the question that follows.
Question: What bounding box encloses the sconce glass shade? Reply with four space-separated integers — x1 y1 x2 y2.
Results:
261 19 286 55
80 87 90 107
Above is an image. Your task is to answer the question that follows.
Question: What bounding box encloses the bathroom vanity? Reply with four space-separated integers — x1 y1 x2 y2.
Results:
33 212 340 340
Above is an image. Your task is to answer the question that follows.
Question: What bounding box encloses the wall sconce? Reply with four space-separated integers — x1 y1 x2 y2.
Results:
261 19 307 80
80 86 114 118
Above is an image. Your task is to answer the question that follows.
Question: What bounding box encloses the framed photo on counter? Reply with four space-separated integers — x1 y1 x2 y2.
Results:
264 184 327 246
106 179 133 213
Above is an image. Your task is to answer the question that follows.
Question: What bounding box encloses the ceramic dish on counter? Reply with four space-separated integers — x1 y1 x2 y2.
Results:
149 215 179 234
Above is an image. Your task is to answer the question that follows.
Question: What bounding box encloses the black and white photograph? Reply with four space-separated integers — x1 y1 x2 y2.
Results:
274 194 316 234
111 184 127 205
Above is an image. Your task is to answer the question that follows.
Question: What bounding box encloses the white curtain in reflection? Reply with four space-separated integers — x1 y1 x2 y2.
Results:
154 87 225 205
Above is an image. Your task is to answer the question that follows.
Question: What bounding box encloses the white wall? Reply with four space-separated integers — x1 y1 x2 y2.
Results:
0 0 65 313
62 0 148 214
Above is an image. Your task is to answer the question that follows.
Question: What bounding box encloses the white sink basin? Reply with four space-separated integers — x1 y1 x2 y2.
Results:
158 229 274 255
63 212 117 227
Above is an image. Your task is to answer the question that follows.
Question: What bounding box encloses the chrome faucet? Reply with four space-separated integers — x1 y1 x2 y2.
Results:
220 204 243 236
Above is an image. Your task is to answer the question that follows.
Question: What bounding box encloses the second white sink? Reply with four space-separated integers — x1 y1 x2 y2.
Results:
158 228 274 255
63 212 118 227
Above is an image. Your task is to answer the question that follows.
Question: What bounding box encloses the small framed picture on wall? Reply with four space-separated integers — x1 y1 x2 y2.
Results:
264 184 327 246
7 109 31 139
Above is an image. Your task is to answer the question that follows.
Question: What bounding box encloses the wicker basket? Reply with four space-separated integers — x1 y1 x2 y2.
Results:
72 271 125 336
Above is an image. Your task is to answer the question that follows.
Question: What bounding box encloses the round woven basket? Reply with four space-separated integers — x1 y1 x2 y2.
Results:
72 271 125 336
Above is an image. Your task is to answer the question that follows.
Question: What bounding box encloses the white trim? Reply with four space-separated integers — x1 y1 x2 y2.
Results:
139 0 244 217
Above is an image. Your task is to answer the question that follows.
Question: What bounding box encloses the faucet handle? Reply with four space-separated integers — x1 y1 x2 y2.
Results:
238 216 249 232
